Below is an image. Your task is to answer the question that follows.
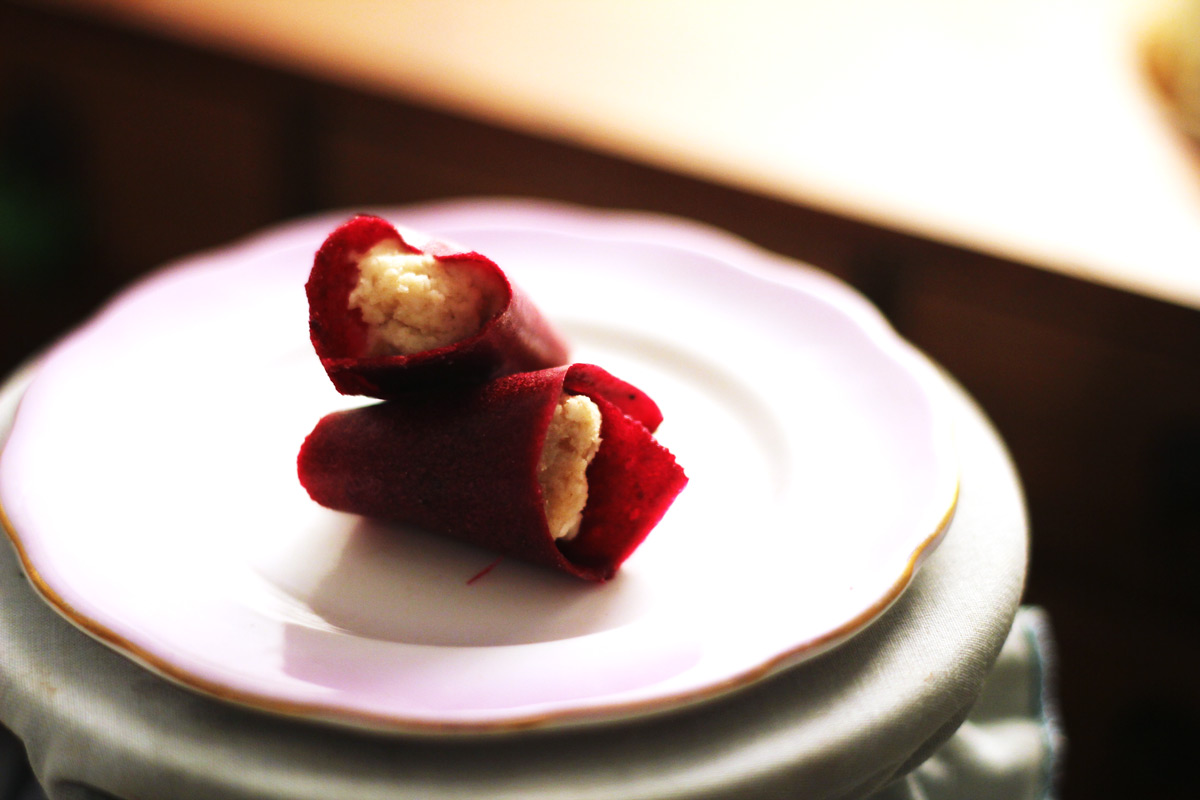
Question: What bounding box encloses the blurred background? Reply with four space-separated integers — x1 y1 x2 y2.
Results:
3 1 1200 798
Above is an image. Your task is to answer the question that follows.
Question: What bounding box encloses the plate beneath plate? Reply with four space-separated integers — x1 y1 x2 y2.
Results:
0 200 957 734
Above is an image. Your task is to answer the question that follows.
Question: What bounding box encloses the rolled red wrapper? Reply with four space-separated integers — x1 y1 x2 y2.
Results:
297 364 687 581
307 214 570 397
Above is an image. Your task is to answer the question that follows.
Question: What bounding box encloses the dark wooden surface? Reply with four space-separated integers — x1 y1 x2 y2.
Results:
4 4 1200 798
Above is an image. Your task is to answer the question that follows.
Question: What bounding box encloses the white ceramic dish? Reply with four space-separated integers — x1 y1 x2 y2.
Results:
0 199 958 734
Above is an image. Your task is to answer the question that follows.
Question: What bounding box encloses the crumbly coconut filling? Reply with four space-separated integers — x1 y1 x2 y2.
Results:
537 393 603 541
348 241 503 355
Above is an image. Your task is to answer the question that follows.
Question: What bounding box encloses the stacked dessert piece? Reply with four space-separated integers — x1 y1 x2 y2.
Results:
298 215 687 581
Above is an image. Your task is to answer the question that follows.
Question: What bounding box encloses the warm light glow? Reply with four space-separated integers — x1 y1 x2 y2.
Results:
43 0 1200 308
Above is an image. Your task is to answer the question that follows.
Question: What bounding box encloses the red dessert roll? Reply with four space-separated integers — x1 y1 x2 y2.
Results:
297 364 687 581
307 215 570 396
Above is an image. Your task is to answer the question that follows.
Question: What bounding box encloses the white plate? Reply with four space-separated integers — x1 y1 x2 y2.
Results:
0 199 958 734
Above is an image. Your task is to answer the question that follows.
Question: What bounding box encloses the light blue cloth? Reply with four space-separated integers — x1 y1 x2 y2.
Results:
0 608 1060 800
872 607 1063 800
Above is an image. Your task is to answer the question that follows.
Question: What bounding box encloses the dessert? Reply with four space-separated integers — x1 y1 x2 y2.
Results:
297 364 687 581
307 215 570 396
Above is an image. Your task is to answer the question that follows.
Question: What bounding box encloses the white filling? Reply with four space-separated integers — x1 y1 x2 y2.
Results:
537 394 603 541
348 241 502 355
